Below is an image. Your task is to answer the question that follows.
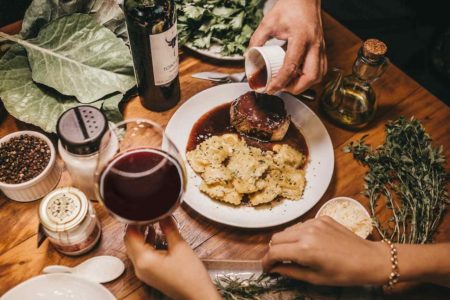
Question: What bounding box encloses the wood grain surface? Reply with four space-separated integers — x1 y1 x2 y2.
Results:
0 12 449 299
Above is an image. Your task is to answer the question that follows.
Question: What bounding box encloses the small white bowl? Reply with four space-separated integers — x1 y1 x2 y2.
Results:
0 131 62 202
245 45 285 93
316 196 372 239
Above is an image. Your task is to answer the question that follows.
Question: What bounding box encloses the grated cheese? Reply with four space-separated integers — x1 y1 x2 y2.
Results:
318 199 372 238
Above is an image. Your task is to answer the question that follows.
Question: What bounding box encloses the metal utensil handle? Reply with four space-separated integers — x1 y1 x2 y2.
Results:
297 89 316 102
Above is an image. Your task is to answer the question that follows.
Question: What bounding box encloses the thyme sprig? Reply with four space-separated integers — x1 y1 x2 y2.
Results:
344 117 449 244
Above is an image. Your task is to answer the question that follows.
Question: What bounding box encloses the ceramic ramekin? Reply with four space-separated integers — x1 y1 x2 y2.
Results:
245 45 285 93
316 196 372 239
0 131 62 202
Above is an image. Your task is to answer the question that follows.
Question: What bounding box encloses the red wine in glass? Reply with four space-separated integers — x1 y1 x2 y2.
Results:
99 148 183 223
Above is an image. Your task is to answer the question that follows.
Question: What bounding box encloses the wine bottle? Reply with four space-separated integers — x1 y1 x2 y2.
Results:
124 0 180 112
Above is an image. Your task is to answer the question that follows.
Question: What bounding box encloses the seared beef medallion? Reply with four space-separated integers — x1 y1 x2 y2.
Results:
230 91 290 141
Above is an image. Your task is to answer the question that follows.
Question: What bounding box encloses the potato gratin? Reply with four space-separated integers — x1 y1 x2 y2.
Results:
186 133 306 206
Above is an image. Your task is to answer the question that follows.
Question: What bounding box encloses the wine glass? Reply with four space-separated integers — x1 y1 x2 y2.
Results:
95 118 186 246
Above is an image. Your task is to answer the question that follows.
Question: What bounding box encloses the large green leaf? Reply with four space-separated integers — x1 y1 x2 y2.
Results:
0 45 123 132
101 91 124 123
1 14 136 103
20 0 128 42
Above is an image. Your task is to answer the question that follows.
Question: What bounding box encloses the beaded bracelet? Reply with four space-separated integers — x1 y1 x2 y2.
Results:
382 239 400 288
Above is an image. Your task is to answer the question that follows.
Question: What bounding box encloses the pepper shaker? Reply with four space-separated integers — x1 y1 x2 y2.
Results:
57 106 108 200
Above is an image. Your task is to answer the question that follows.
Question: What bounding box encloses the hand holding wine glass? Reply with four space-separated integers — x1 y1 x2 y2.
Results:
124 217 221 300
95 118 186 245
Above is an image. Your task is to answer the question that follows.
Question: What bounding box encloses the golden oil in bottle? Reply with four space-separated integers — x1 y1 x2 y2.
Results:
320 39 388 129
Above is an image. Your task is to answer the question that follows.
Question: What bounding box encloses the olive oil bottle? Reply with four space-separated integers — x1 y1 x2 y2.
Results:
320 39 389 129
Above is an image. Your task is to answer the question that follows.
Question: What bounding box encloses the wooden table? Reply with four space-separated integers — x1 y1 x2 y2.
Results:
0 12 449 299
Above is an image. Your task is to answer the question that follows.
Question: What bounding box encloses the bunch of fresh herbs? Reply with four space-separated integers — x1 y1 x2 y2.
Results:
0 0 134 132
214 273 307 300
344 117 449 244
176 0 264 56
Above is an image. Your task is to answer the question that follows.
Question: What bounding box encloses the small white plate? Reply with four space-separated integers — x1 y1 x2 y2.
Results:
166 83 334 228
1 274 116 300
184 0 284 61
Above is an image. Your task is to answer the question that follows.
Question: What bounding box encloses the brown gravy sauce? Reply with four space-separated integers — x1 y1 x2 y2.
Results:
248 67 267 90
186 103 309 158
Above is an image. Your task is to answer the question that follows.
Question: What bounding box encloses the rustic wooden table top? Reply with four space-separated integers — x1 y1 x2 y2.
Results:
0 12 449 299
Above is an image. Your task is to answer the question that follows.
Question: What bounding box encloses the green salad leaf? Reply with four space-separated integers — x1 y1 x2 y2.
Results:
2 14 135 103
20 0 128 43
101 92 125 123
176 0 264 56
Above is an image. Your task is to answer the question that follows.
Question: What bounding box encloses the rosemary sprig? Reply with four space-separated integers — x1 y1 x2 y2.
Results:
344 117 449 244
214 273 306 300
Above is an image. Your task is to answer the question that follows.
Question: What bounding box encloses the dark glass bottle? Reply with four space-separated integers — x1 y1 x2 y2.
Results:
124 0 180 112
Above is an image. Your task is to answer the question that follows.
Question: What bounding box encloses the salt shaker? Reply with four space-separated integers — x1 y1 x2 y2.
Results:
57 106 107 200
39 187 101 256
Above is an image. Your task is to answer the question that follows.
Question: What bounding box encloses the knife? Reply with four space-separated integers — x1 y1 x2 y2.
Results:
192 71 247 83
202 258 294 274
200 259 382 300
202 259 263 274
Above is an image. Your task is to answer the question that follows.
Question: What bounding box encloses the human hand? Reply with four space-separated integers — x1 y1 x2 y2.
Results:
124 218 221 300
249 0 326 95
262 216 391 286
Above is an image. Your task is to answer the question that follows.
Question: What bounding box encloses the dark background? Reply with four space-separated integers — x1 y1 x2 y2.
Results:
0 0 449 105
322 0 450 105
0 0 31 27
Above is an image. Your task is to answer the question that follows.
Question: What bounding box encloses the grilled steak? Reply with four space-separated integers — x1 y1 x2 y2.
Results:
230 91 290 141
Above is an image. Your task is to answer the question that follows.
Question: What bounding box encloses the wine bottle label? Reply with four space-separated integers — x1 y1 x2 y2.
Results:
149 23 179 86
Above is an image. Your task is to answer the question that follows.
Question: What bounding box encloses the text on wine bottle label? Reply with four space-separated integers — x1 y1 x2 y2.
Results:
149 22 179 86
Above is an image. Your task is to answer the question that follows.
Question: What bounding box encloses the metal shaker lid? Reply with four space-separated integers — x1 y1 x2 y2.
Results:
57 105 107 155
39 187 88 232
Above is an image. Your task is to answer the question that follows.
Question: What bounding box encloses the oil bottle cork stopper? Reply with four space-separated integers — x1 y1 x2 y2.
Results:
363 39 387 58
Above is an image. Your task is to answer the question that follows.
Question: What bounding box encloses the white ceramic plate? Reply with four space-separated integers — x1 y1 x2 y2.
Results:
166 83 334 228
1 274 116 300
184 0 284 61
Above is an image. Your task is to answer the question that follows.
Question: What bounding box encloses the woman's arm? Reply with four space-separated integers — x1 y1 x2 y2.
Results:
262 217 450 287
396 243 450 287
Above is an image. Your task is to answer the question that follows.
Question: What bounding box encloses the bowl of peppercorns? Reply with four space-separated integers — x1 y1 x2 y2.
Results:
0 131 62 202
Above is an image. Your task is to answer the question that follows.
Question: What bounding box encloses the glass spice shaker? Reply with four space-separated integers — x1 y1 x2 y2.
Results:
38 187 101 256
320 39 389 129
57 105 108 200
